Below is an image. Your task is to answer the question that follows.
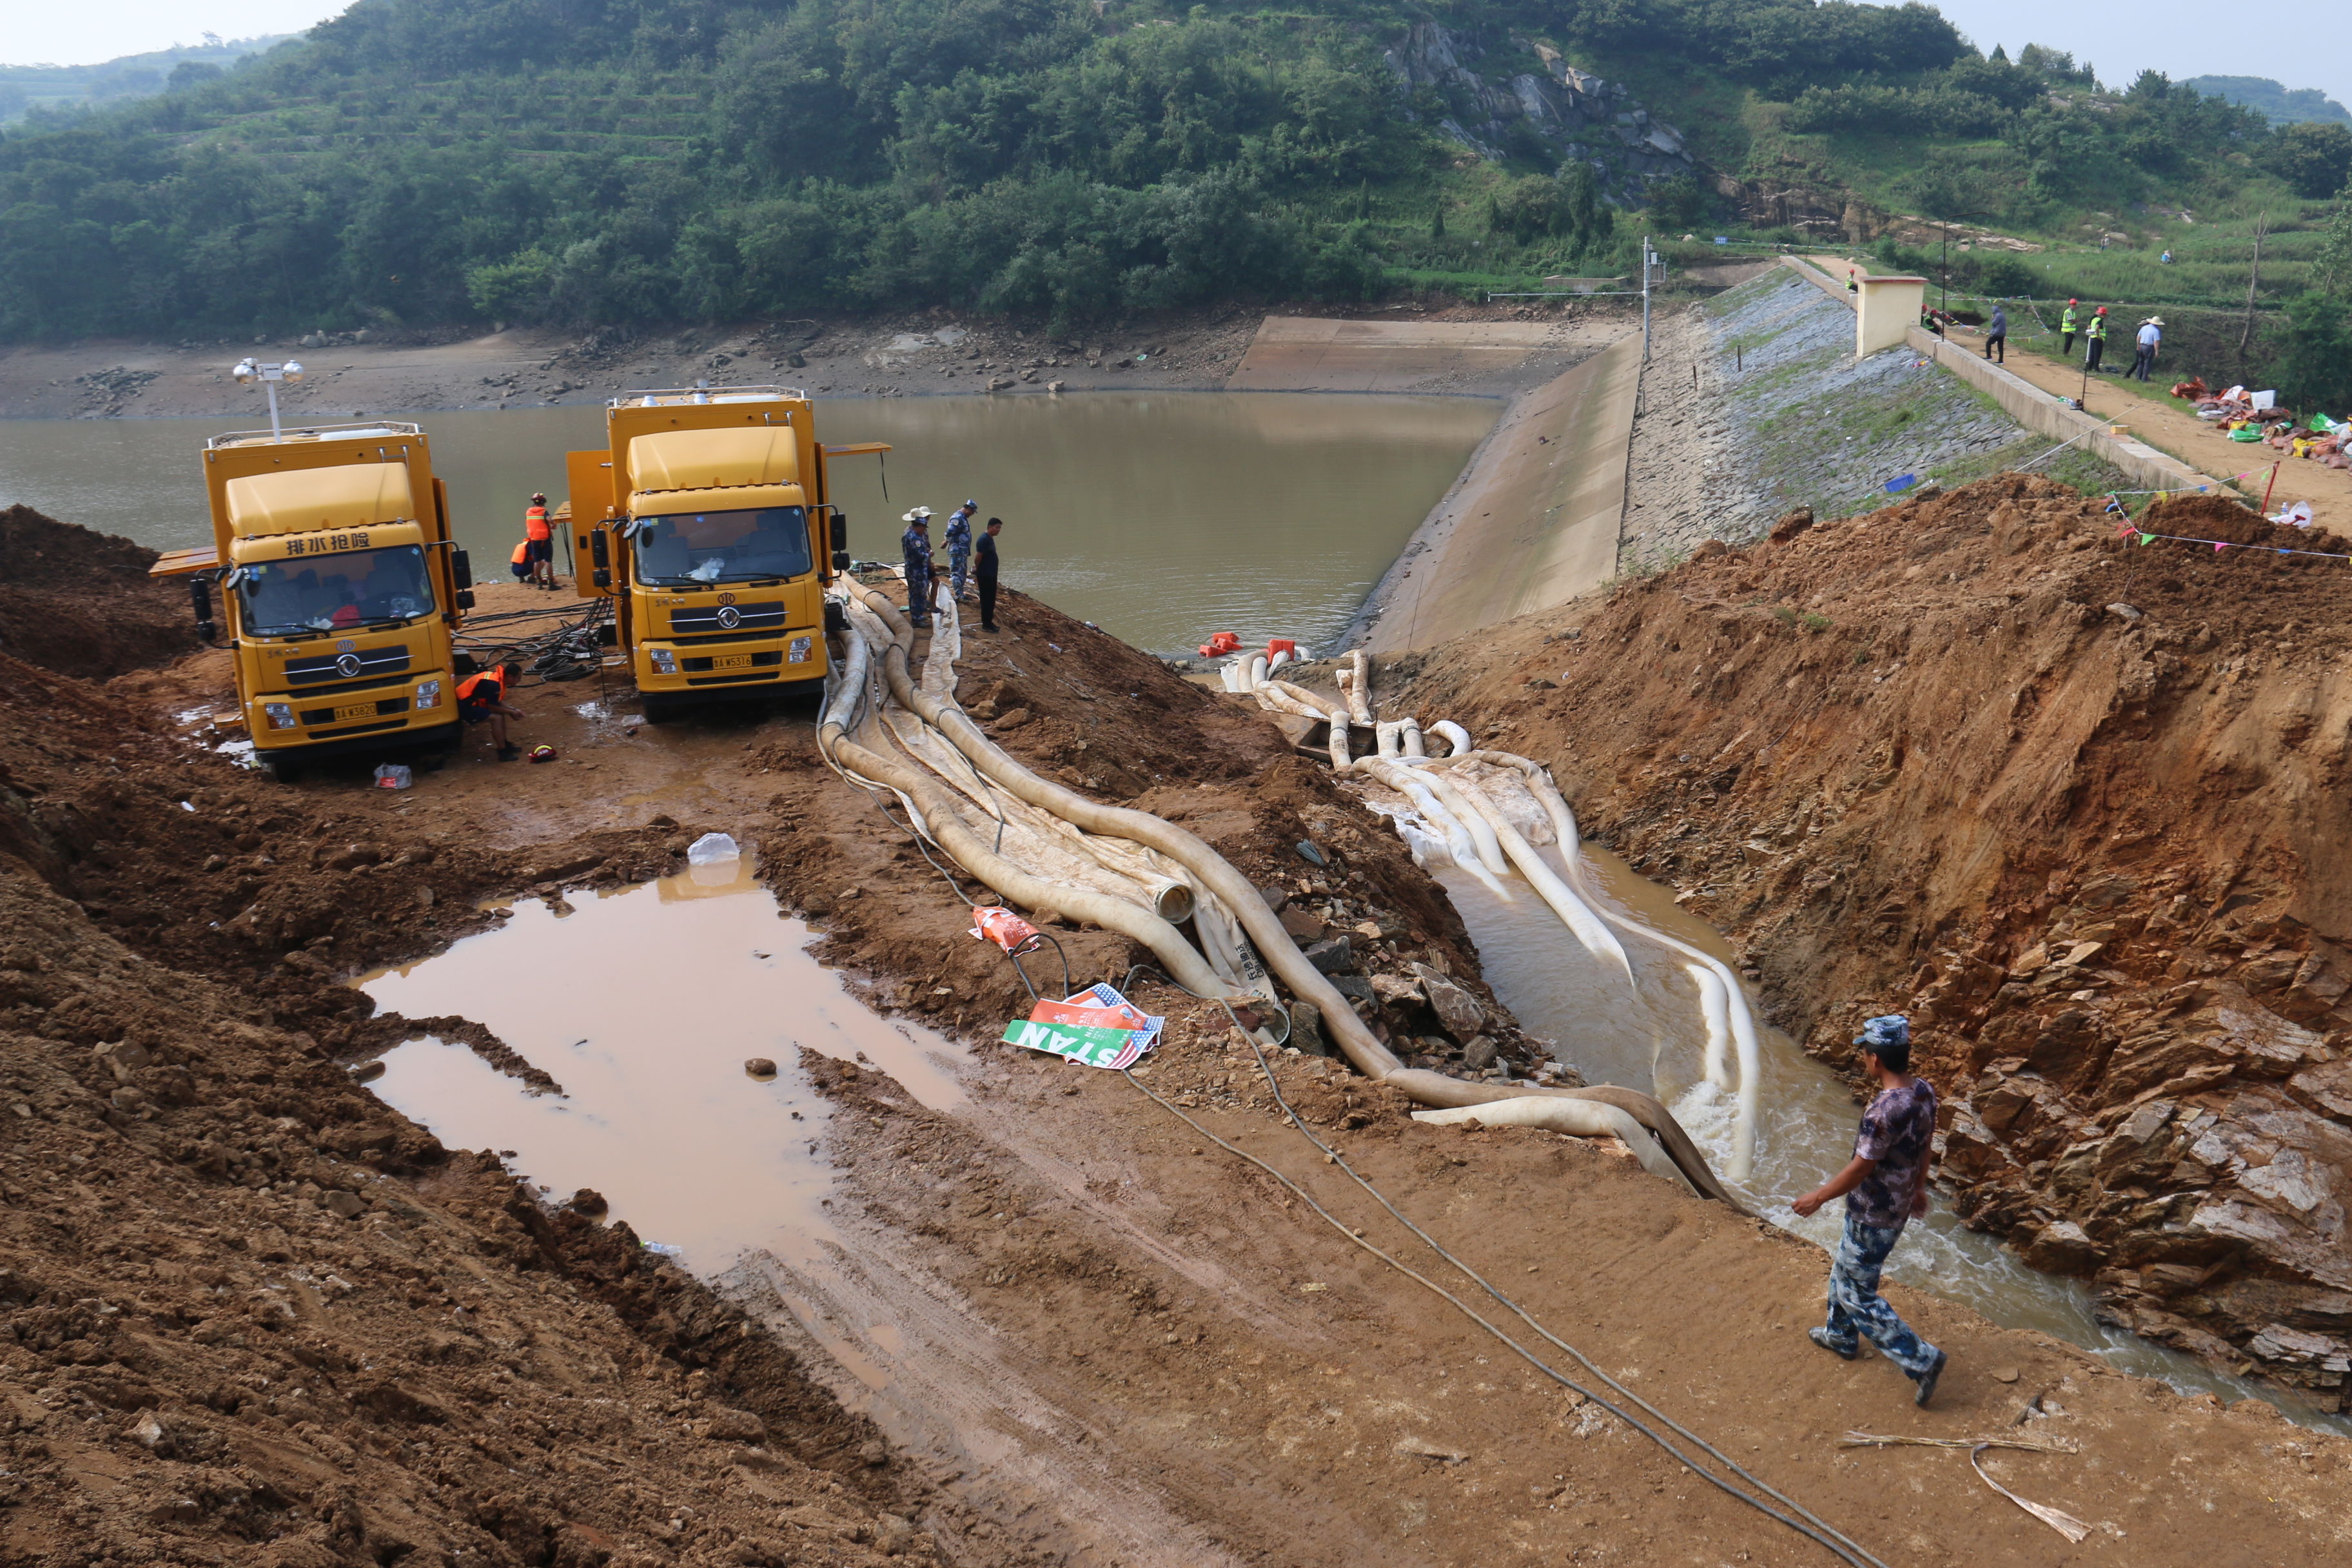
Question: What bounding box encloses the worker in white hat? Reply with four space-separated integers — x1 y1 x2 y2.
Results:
2130 315 2163 383
899 507 936 629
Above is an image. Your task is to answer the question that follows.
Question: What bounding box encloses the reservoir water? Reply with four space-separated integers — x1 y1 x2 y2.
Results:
0 391 1494 656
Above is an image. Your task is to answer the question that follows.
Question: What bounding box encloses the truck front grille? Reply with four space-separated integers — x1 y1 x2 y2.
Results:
285 647 411 686
670 601 785 636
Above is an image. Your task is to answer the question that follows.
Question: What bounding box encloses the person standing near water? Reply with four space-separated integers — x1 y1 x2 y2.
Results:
900 507 936 630
975 516 1003 632
945 502 975 602
524 493 555 589
1792 1014 1947 1407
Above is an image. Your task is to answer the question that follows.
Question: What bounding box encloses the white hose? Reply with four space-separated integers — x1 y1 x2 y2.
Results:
1400 718 1426 759
1404 764 1509 882
1432 769 1631 981
1375 720 1402 760
1358 760 1509 900
1429 720 1472 758
1691 961 1733 1092
1246 654 1268 691
1345 649 1374 725
1513 763 1761 1179
1326 709 1354 773
1412 1099 1696 1195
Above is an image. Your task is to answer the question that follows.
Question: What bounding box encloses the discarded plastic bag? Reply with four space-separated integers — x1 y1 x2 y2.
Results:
373 764 412 790
2271 500 2315 527
686 832 740 865
2252 390 2278 411
969 905 1041 952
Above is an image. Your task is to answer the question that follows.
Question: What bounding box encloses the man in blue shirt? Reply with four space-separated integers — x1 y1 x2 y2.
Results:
1982 303 2006 364
900 508 936 629
1793 1014 1947 1406
945 501 975 602
2130 317 2162 383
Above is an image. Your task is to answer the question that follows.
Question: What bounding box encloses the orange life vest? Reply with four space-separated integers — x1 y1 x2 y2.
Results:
525 504 551 542
511 539 531 566
456 671 502 704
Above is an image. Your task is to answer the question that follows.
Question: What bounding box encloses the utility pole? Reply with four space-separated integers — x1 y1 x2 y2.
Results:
2239 211 2269 378
1641 234 1652 364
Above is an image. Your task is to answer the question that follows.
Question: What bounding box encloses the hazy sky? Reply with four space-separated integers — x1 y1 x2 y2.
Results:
6 0 2342 112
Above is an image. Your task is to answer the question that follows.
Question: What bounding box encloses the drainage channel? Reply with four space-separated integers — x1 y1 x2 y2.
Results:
1433 847 2352 1435
351 854 969 1274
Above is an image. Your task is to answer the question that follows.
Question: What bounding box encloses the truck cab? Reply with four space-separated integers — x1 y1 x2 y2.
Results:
152 423 471 782
565 386 883 720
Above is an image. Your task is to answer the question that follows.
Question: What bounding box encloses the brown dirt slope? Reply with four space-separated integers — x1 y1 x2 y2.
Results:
1402 473 2352 1393
0 506 199 679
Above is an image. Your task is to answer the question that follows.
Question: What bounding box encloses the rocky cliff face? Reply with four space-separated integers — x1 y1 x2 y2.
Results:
1403 477 2352 1399
1382 24 1703 205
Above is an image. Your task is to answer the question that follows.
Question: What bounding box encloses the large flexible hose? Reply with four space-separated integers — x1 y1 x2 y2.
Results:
1355 759 1509 901
850 589 1728 1183
845 584 1739 1207
1418 763 1631 980
1412 1098 1696 1194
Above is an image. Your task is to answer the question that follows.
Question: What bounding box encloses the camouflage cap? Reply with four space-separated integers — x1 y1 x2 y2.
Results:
1854 1014 1910 1051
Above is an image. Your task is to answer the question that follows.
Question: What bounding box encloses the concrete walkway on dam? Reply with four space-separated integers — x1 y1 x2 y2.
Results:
1351 333 1645 654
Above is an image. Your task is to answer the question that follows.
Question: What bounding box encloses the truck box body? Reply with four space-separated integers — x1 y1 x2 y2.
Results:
153 423 470 772
565 387 880 714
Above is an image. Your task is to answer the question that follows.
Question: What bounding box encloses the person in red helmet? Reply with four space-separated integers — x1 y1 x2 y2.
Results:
2084 306 2109 374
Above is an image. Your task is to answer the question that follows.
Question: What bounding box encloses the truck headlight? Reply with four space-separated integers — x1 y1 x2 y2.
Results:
649 649 678 675
415 679 442 710
263 703 297 730
787 636 813 664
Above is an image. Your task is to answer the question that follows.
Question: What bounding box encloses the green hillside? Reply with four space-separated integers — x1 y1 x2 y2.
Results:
0 0 2338 396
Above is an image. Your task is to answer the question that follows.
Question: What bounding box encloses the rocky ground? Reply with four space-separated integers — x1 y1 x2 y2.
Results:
2 505 2349 1564
1616 272 2134 578
1403 474 2352 1400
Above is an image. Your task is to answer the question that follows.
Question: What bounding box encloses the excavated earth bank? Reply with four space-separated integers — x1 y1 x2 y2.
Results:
3 511 2350 1565
1402 474 2352 1397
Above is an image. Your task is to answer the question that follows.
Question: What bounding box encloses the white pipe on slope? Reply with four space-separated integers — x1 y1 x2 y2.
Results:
1691 961 1735 1092
1511 763 1762 1181
1400 718 1427 759
1357 759 1509 901
1429 720 1471 758
849 584 1742 1207
1427 767 1632 981
1344 650 1374 725
1407 765 1511 882
1413 1099 1697 1195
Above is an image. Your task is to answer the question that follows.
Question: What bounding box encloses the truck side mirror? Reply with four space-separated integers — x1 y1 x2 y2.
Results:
830 513 850 573
455 590 476 609
452 550 473 591
593 568 612 587
590 530 610 569
190 576 216 643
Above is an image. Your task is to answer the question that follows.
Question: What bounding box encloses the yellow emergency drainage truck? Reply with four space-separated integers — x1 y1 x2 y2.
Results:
150 422 474 783
563 385 885 720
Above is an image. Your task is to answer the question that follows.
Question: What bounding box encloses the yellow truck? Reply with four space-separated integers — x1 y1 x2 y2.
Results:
150 422 475 783
562 384 885 720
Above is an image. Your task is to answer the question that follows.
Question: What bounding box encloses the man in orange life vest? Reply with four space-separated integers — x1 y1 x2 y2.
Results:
509 540 534 582
524 493 555 589
456 663 526 761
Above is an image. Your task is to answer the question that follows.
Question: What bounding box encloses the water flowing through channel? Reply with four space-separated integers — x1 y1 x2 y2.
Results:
1431 847 2352 1433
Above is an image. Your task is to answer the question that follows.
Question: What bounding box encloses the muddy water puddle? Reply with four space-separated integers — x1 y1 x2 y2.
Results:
1435 849 2352 1432
353 858 967 1272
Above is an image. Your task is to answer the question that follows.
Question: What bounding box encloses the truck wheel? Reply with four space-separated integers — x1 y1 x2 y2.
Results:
640 694 681 725
260 756 304 786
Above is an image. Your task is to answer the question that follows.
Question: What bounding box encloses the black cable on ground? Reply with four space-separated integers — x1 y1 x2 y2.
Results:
1114 969 1888 1568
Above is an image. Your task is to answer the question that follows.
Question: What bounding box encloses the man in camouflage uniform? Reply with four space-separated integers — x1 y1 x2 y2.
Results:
900 508 936 630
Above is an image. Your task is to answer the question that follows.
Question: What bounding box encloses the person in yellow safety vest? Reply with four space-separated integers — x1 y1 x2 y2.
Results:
1846 269 1859 294
509 538 533 582
2084 307 2108 374
524 493 554 589
456 663 525 761
2060 299 2080 356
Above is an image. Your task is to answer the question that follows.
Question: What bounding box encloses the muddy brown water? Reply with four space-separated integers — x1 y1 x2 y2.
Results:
353 856 968 1273
0 391 1494 656
1429 845 2352 1434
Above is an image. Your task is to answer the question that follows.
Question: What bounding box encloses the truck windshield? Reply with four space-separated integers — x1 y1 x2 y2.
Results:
235 544 436 636
634 507 812 586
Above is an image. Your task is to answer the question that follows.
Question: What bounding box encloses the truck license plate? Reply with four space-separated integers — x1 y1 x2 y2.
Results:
711 654 753 671
333 702 377 723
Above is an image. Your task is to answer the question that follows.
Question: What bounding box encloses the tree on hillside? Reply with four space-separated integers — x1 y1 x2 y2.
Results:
2261 122 2352 199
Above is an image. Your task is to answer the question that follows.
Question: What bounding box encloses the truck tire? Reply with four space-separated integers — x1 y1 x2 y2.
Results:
640 694 682 725
259 755 304 786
